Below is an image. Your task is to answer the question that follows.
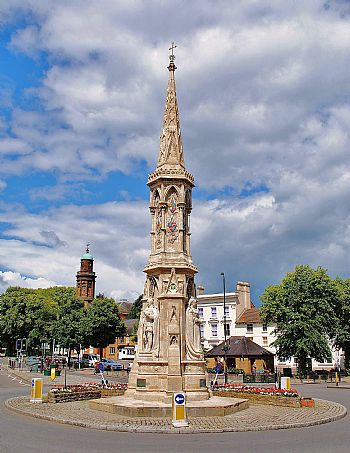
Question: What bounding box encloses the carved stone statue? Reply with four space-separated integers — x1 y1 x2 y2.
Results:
185 297 202 360
141 298 160 356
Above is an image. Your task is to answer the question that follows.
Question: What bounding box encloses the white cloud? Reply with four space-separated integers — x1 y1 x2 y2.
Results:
1 1 350 299
0 200 149 298
0 270 57 293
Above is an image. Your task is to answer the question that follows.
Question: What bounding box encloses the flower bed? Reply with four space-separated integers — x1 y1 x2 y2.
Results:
212 384 301 407
48 383 127 403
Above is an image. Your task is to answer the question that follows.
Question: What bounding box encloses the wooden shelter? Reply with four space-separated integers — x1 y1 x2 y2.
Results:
207 336 274 374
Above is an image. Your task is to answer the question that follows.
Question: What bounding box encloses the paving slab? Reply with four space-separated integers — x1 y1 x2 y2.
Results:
5 395 346 434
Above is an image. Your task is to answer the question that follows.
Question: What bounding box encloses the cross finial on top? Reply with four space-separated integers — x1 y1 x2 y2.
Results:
169 42 177 55
86 242 90 253
168 42 177 71
169 42 177 63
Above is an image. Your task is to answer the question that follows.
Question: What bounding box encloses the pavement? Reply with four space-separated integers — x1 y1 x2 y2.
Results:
2 365 347 434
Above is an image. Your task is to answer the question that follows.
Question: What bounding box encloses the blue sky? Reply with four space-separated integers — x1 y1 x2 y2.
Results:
1 1 350 303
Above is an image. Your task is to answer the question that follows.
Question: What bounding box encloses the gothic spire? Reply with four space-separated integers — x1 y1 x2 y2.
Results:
156 43 185 169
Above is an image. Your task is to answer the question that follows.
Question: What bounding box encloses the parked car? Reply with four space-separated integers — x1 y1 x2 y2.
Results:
82 353 100 367
25 356 42 372
26 356 41 366
101 358 123 371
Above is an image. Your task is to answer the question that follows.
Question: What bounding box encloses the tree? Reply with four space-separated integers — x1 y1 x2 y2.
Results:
50 287 87 364
0 287 57 354
333 278 350 370
260 265 338 377
128 294 143 319
85 297 126 358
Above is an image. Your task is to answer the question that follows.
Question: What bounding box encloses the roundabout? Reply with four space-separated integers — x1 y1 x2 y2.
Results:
5 394 347 434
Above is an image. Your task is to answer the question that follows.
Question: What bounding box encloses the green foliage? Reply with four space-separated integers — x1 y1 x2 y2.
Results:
333 278 350 369
0 287 126 357
85 297 126 350
50 287 87 352
128 294 143 319
0 286 58 354
260 265 338 375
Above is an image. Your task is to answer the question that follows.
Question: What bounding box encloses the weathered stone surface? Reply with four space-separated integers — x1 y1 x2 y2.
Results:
89 395 248 418
5 396 347 433
126 53 209 403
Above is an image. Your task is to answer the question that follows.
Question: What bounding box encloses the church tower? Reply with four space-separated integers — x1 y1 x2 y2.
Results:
76 244 96 308
126 46 208 402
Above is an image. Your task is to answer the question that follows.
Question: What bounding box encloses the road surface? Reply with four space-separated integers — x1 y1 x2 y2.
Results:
0 372 348 453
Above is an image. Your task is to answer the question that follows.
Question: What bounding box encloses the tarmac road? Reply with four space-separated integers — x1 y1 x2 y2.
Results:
0 372 349 453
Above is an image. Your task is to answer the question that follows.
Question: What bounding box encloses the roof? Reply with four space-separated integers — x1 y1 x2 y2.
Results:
236 307 262 324
81 253 93 260
124 318 138 335
208 336 274 358
119 301 133 314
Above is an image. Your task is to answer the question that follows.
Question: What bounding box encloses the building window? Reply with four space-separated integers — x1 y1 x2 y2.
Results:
211 324 218 337
109 347 115 354
211 307 217 318
199 324 204 338
319 357 332 364
263 337 268 347
246 323 253 333
279 358 286 364
224 323 230 337
224 306 229 317
198 307 204 318
262 324 268 332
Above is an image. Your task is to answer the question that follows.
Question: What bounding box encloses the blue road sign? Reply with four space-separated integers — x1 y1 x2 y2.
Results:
175 393 185 405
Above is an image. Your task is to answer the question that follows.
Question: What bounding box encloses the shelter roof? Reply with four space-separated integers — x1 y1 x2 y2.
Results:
208 336 274 357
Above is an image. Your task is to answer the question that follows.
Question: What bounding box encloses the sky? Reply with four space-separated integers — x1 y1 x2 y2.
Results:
1 0 350 304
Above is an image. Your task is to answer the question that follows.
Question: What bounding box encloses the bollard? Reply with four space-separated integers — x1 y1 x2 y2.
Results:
172 392 189 427
30 378 43 403
280 376 291 390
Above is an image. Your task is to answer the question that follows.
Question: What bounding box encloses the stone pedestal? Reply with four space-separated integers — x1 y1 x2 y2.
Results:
126 294 209 403
89 395 249 418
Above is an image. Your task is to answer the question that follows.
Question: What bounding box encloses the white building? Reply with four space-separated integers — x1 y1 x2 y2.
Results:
197 281 343 372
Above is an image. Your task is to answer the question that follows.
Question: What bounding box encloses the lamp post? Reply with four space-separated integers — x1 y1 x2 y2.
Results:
221 272 228 384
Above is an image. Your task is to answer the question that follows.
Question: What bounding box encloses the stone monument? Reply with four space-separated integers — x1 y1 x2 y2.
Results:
126 44 209 403
90 46 248 417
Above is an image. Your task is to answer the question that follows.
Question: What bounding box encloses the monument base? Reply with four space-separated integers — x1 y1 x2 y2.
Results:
124 388 209 403
89 395 249 418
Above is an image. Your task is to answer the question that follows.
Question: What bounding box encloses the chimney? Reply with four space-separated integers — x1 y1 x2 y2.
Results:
236 281 251 318
197 284 205 296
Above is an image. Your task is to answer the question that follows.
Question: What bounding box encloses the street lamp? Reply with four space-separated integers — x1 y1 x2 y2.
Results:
221 272 229 384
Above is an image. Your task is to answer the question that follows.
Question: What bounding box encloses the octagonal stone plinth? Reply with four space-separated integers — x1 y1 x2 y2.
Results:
89 395 249 418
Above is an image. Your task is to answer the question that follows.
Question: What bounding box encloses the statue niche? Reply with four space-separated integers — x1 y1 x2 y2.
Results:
139 297 160 357
153 190 162 250
185 297 202 360
165 188 179 247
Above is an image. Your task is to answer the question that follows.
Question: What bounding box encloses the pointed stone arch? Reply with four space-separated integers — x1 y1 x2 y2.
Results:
185 189 192 209
153 189 161 207
164 185 179 202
